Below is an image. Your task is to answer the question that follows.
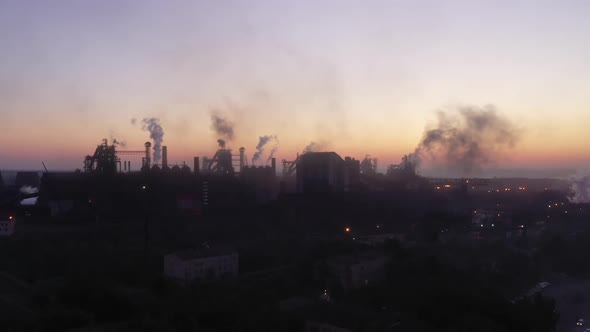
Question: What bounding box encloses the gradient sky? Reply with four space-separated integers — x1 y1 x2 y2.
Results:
1 0 589 173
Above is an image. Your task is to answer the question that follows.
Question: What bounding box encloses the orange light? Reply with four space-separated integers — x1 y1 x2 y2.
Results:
345 227 350 233
444 184 451 188
9 216 13 220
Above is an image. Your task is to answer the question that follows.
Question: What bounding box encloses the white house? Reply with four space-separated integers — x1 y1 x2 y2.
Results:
164 247 238 286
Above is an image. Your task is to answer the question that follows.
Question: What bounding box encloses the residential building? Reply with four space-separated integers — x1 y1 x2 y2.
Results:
314 251 389 291
0 215 15 236
164 246 238 286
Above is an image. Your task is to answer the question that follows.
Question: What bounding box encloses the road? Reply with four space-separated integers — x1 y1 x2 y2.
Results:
541 279 590 332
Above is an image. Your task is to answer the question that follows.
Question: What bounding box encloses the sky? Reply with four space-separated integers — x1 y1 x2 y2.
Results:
1 0 589 174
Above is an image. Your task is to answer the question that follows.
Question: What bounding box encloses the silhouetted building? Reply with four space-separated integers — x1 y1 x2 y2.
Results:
314 251 388 291
241 165 278 203
296 152 360 193
15 171 40 188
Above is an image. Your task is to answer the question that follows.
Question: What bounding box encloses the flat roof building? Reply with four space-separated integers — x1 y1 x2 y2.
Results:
164 246 238 286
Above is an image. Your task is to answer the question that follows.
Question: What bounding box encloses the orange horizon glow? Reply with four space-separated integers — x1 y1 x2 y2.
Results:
2 136 588 172
1 2 590 172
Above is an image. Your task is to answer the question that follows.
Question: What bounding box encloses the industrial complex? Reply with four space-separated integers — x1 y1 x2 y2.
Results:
0 135 586 332
0 134 576 224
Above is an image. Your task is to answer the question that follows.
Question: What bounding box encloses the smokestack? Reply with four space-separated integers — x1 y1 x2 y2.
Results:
144 142 152 168
194 157 200 175
217 139 226 149
162 146 168 168
239 147 245 171
271 158 276 175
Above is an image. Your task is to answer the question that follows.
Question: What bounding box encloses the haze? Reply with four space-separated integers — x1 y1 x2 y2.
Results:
1 0 589 174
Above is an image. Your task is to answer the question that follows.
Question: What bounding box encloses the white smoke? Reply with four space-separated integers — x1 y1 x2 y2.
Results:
302 141 328 154
570 175 590 203
252 135 279 165
141 118 165 164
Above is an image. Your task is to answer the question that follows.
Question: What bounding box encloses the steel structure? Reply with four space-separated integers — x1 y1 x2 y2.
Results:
84 139 152 173
204 149 234 175
282 154 299 177
360 155 378 175
84 139 118 173
387 154 418 178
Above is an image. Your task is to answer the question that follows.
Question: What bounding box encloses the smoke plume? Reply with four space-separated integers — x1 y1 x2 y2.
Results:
252 135 279 165
414 105 521 176
112 139 126 147
217 139 226 148
570 175 590 203
210 113 235 140
267 137 280 164
141 118 165 164
109 130 127 147
302 141 328 154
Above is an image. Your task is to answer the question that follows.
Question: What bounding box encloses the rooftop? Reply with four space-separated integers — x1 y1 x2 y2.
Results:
324 251 388 267
170 246 237 261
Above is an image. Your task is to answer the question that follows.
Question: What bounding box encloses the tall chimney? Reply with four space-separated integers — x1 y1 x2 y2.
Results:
162 146 168 168
144 142 152 168
271 157 276 175
239 147 245 171
194 157 200 175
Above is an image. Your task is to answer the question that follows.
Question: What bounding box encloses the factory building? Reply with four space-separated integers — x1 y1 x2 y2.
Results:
296 152 360 193
37 171 210 219
240 158 278 203
164 246 239 286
